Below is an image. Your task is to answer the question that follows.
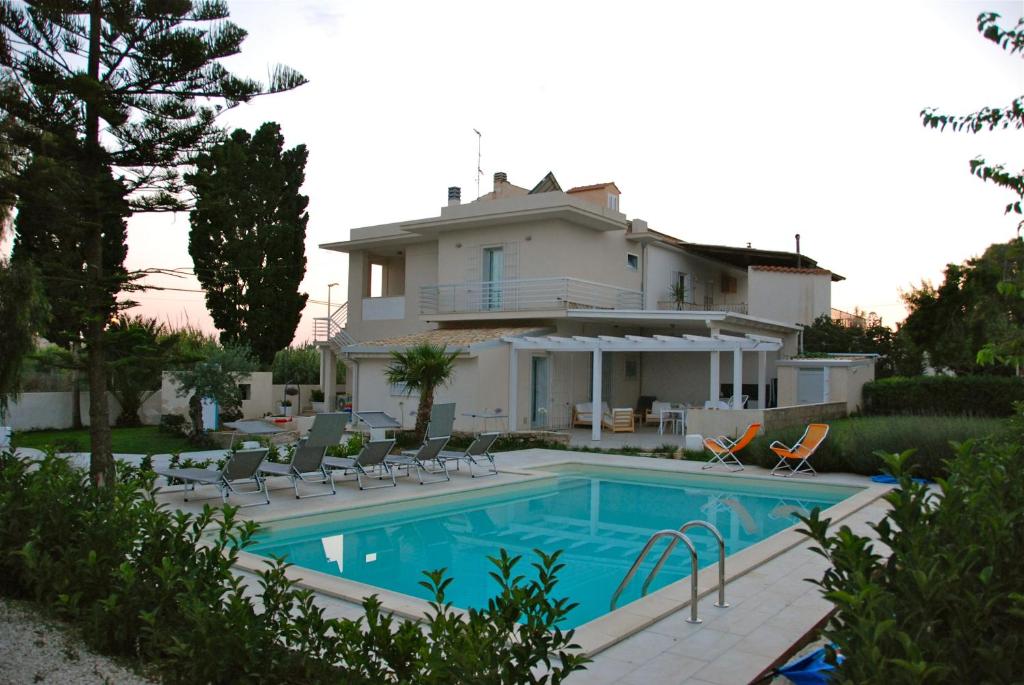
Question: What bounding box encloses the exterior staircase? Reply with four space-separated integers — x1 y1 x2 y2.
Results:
313 302 355 352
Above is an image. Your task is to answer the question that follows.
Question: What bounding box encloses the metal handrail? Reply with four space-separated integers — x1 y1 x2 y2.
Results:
610 530 702 624
420 277 643 315
642 521 728 608
313 302 349 343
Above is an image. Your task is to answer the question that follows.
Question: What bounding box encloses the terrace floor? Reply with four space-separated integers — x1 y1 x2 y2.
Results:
30 446 888 684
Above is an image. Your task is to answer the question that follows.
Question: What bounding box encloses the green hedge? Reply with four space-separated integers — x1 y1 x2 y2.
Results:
800 437 1024 681
863 375 1024 417
742 415 1007 479
0 453 587 683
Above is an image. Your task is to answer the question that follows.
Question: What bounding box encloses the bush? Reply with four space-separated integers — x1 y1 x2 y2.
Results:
158 414 187 435
0 451 588 682
800 441 1024 682
310 388 324 402
742 415 1005 479
863 375 1024 417
272 345 319 384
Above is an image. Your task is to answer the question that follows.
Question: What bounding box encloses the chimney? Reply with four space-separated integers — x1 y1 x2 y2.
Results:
493 171 508 193
448 186 461 206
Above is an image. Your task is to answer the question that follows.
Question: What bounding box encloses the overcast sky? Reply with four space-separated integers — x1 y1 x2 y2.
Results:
118 0 1024 342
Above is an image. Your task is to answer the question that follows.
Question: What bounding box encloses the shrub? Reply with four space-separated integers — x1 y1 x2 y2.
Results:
742 415 1005 479
310 388 324 402
159 414 186 435
0 451 588 682
799 442 1024 682
272 345 319 384
863 375 1024 417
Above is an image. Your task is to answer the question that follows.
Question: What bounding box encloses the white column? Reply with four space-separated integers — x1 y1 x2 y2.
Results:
320 347 337 410
757 350 767 409
709 351 720 405
592 348 602 441
732 348 743 409
508 345 518 432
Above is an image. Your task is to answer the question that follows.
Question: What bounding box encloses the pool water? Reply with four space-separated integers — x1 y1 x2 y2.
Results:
248 464 856 628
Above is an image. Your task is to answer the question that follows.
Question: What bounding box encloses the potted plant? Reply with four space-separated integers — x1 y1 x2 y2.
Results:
310 388 326 414
282 384 299 416
669 281 688 310
279 398 292 417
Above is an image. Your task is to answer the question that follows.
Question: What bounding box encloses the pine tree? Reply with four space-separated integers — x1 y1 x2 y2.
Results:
0 1 305 485
187 122 309 365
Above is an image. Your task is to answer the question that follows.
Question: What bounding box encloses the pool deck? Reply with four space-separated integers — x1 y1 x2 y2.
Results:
125 447 885 684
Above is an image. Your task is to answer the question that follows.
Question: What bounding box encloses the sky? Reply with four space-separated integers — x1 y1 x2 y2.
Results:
92 1 1024 341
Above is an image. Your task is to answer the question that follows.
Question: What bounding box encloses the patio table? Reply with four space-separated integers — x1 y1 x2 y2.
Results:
461 411 508 433
658 408 686 436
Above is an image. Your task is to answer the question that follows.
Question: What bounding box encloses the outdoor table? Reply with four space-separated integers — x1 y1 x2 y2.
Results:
461 411 508 433
355 411 402 441
222 419 290 450
658 408 686 436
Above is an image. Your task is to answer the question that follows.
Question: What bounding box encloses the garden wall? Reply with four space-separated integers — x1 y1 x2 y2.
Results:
686 401 848 439
2 391 162 431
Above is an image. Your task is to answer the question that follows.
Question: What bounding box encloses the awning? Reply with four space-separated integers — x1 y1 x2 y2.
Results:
502 333 783 352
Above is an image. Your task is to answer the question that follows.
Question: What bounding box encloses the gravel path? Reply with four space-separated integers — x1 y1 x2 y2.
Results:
0 597 155 685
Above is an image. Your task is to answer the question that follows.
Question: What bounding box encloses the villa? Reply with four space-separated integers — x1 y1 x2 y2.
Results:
315 170 870 439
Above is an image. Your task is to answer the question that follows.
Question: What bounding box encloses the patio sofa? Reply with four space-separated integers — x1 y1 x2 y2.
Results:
572 402 634 432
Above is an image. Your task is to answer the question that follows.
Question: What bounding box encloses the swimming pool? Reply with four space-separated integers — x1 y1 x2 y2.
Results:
247 464 858 628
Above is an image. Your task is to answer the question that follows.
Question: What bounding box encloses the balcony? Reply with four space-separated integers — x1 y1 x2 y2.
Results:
363 295 405 320
420 277 643 316
655 300 749 315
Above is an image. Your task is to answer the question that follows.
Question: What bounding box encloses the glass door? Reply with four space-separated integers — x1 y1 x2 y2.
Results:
531 356 550 428
482 246 504 310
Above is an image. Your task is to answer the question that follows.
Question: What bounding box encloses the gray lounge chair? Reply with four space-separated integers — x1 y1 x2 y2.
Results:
156 448 270 506
439 432 500 477
259 442 336 499
426 403 456 438
324 439 397 490
387 436 451 484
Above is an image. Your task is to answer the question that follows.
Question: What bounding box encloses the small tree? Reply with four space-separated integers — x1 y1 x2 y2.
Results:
170 345 257 442
385 344 458 443
187 122 309 365
106 316 184 427
0 260 47 420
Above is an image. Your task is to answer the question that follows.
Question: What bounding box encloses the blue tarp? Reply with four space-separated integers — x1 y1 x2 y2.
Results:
870 474 929 485
775 646 843 684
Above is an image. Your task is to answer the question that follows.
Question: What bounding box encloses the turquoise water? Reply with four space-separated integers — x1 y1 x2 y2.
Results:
248 464 856 628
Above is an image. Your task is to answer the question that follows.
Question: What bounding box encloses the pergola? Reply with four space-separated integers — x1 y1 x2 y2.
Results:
502 333 784 440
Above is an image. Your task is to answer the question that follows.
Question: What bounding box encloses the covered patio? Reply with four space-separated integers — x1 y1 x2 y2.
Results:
503 333 784 441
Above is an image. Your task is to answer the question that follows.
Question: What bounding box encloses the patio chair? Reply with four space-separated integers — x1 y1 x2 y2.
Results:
636 396 656 425
572 401 610 427
603 407 635 433
702 422 761 472
769 423 830 477
426 402 456 438
259 441 337 499
645 400 669 426
156 448 270 506
439 432 500 477
324 438 397 490
386 435 451 484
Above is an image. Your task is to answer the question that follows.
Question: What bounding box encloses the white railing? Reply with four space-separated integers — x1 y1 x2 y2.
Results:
420 277 643 315
362 295 405 321
655 301 749 315
313 302 350 344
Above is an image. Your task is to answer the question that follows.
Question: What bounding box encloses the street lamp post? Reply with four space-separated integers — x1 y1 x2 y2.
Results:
327 282 339 340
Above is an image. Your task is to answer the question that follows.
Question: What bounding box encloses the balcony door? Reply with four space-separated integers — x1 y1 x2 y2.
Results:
531 356 550 428
482 246 504 310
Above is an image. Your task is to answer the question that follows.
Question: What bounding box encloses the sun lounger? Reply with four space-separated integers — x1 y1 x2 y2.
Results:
259 442 336 499
324 439 397 490
769 423 829 477
438 432 499 477
156 448 270 506
387 435 451 484
702 422 761 472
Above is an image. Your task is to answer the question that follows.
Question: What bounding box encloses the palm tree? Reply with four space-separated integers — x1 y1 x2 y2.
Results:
385 343 458 442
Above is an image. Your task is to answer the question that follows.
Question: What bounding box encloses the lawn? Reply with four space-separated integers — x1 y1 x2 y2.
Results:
12 426 195 455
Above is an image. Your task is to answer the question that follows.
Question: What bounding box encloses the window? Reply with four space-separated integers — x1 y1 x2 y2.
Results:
626 253 639 271
720 275 738 294
389 381 414 397
238 383 251 401
369 263 383 297
608 194 619 211
625 359 638 380
672 272 695 304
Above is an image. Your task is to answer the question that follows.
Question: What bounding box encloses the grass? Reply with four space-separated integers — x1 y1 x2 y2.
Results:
12 426 194 455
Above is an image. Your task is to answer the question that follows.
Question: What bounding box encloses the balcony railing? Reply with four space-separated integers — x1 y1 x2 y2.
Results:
655 301 749 315
313 302 353 345
420 277 643 315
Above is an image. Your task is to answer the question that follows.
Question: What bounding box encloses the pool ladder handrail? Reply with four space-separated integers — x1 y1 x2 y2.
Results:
609 521 728 624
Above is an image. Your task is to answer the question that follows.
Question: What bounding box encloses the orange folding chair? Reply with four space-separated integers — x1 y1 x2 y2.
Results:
769 423 829 477
702 422 762 472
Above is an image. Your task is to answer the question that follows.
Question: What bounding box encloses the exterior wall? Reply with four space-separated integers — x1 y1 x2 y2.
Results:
685 401 847 441
747 269 831 326
776 361 874 412
345 241 437 342
161 371 275 421
644 244 748 310
353 356 481 433
3 391 162 431
435 220 643 294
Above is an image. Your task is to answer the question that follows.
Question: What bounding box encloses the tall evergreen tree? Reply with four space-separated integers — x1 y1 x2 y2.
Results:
187 122 309 365
0 1 305 485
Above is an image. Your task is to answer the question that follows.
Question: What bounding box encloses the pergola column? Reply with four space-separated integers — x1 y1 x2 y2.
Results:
757 350 767 409
732 348 743 409
591 348 602 441
320 346 337 409
709 351 720 405
508 346 518 431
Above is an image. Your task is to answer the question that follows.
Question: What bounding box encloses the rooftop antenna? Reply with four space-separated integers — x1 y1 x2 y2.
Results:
473 128 482 198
